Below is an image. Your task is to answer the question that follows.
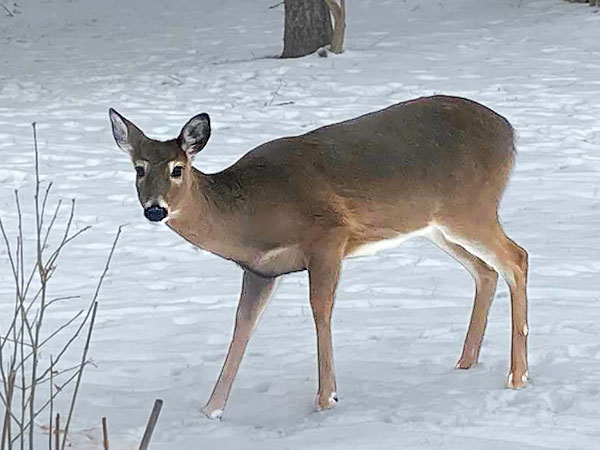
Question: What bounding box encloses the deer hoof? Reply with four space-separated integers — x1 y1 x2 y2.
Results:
507 370 528 389
455 358 476 369
201 405 223 420
316 391 338 411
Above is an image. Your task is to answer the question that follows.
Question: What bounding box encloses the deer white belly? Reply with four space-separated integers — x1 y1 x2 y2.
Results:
347 226 433 258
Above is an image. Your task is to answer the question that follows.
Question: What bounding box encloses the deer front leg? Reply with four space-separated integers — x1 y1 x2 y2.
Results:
202 270 277 419
308 248 342 411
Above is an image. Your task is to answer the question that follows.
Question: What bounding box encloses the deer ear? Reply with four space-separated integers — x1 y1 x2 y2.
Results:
109 108 144 156
178 113 211 158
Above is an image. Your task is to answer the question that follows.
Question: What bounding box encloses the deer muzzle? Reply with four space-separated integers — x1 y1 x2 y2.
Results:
144 205 168 222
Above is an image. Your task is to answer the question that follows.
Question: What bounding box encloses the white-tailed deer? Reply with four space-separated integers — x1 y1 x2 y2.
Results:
109 95 528 419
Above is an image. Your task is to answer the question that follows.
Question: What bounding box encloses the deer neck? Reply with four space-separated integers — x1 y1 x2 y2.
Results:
165 169 236 257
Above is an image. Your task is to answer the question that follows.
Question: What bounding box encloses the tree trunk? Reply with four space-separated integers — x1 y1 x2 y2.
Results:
324 0 346 54
282 0 332 58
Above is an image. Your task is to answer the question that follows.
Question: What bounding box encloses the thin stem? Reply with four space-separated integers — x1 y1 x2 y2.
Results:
0 3 14 17
1 371 16 450
39 182 53 238
48 356 53 450
139 399 163 450
29 121 44 450
60 303 98 450
54 415 59 450
60 226 121 450
11 368 81 445
40 200 61 259
101 417 109 450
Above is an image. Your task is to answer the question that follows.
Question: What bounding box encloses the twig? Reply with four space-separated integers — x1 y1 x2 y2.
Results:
19 291 26 450
12 189 28 450
39 226 120 386
1 123 121 450
48 357 53 450
35 362 88 388
44 225 92 275
101 417 109 450
41 200 62 253
0 399 8 449
30 121 45 450
60 226 121 449
265 79 284 106
0 389 22 429
2 371 16 450
0 2 14 17
0 337 31 349
60 302 97 450
37 310 84 355
34 302 92 383
54 414 59 450
40 200 61 256
0 217 19 290
139 399 163 450
268 1 283 8
44 295 80 309
39 182 53 235
12 365 85 443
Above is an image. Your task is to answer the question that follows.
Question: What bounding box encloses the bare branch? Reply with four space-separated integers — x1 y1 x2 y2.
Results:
54 414 59 450
2 123 122 449
139 399 163 450
39 182 53 236
41 199 62 254
45 296 80 309
1 371 16 449
30 121 45 450
37 310 84 358
0 2 14 18
36 226 119 381
0 217 19 285
60 302 98 450
12 368 80 444
43 225 91 275
48 356 54 450
36 362 88 388
0 338 31 349
102 417 109 450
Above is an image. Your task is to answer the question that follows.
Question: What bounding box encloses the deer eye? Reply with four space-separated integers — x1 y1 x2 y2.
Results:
135 166 145 177
171 166 183 178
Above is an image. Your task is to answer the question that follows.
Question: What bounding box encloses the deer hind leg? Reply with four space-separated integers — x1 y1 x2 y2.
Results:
307 240 344 411
202 270 277 419
435 221 529 389
427 229 499 369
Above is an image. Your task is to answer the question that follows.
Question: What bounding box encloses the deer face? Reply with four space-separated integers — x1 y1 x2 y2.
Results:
109 109 210 222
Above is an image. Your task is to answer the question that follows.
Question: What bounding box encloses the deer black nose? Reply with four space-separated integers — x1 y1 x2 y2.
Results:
144 205 168 222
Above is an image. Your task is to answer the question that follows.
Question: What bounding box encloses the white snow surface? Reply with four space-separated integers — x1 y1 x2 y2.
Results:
2 0 600 448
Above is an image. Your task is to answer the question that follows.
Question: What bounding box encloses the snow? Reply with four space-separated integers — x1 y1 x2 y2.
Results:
2 0 600 448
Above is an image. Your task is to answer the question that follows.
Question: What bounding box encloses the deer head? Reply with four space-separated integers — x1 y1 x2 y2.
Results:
109 109 211 222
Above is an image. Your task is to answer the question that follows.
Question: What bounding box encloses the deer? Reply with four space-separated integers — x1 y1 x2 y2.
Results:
109 95 529 420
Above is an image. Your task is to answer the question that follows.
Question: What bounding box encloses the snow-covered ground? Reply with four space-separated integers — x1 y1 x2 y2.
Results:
2 0 600 448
